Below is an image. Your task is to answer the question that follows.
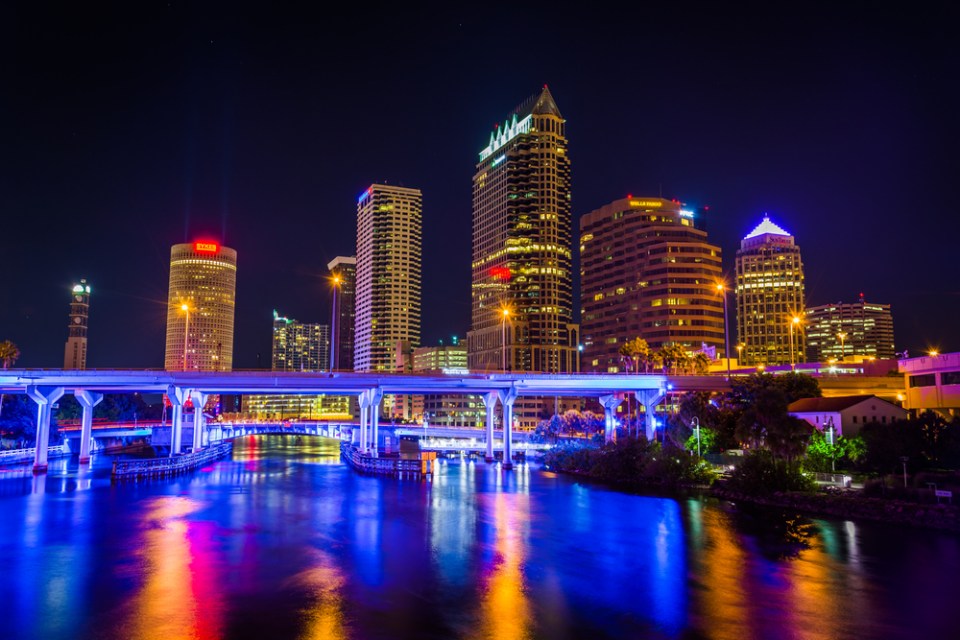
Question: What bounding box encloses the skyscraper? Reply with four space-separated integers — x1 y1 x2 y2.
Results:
64 279 91 369
328 255 357 371
805 295 896 362
271 310 330 372
164 241 237 371
354 184 422 373
580 197 724 372
735 216 806 366
468 86 578 374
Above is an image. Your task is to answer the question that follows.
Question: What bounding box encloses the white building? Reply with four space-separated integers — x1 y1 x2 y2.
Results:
788 395 907 437
899 352 960 418
354 184 422 373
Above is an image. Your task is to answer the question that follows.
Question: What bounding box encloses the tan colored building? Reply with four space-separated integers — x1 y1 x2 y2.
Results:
789 395 907 438
735 216 805 367
164 241 237 371
805 295 895 363
467 86 579 374
580 197 724 372
354 184 422 373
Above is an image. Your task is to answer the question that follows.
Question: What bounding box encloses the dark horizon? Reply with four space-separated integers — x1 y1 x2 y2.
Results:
3 3 958 368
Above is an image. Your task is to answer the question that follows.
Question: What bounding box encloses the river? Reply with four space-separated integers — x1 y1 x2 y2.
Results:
0 435 957 639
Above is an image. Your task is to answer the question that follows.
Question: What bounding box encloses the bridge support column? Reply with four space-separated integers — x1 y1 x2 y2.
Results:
74 389 103 463
636 388 667 441
497 387 518 469
167 386 190 456
192 391 208 451
482 391 498 462
598 394 621 444
358 390 371 452
368 388 383 457
26 386 65 474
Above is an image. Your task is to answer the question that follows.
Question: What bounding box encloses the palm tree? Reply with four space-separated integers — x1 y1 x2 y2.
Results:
0 340 19 369
0 340 20 418
692 352 711 375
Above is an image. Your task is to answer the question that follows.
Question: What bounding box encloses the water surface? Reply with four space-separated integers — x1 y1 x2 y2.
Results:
1 436 958 639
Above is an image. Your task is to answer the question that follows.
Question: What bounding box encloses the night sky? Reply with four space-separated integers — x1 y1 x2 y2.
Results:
3 3 958 369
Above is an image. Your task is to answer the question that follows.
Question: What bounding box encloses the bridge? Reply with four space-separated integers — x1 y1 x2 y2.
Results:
0 369 728 473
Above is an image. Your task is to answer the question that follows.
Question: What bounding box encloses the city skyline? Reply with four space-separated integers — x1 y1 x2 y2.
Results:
4 5 958 367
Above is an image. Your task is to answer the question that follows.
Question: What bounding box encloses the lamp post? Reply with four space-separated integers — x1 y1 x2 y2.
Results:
900 456 909 488
501 307 510 372
837 331 847 363
691 416 701 457
330 275 341 371
826 418 836 473
736 343 744 367
180 303 191 372
789 315 801 370
716 282 731 379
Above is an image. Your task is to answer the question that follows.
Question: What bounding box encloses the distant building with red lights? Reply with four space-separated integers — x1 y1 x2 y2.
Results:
164 241 237 371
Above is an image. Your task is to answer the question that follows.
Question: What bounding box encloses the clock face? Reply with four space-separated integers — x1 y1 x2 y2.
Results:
75 295 83 302
73 317 82 324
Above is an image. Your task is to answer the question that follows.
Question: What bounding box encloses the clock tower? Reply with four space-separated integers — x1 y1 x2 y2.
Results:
64 279 90 370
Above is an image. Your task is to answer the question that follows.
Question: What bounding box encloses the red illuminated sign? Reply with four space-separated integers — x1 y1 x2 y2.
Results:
490 266 511 281
194 241 219 253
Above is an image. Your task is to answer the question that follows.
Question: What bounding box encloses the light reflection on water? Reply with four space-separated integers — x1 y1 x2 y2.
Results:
0 435 959 639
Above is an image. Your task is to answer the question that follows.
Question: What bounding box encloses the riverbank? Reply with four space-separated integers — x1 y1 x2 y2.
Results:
711 484 960 533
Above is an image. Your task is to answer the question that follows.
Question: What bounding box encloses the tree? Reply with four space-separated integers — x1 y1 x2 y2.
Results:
0 340 19 369
730 372 821 407
657 343 689 375
735 388 814 462
691 352 711 375
0 340 20 419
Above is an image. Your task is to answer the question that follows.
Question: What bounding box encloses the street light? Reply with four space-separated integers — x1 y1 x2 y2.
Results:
825 417 836 473
330 275 341 371
716 282 731 379
736 343 744 366
691 416 701 457
900 456 909 488
789 315 801 370
837 331 847 362
501 307 510 372
180 303 191 372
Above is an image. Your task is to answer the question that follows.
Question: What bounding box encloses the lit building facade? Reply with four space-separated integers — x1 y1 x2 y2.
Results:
354 184 422 373
245 311 347 420
328 256 357 372
64 279 91 370
271 311 330 372
467 86 579 374
805 295 896 362
735 216 806 366
580 197 724 372
414 342 483 428
164 241 237 371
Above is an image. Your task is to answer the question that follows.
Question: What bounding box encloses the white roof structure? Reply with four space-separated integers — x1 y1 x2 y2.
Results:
744 215 791 240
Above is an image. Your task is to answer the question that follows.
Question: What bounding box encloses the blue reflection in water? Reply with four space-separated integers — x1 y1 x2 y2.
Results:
2 438 960 639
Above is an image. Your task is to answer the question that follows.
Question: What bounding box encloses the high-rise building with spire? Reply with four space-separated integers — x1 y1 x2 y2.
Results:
735 216 806 366
64 279 91 369
467 86 579 375
354 184 422 373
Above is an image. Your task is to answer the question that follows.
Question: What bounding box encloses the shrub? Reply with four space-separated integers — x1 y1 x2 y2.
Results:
724 450 816 496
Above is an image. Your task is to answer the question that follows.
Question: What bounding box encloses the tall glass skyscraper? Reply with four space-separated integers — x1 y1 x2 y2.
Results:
327 255 357 372
735 216 806 366
164 241 237 371
270 310 330 372
354 184 422 373
467 86 578 374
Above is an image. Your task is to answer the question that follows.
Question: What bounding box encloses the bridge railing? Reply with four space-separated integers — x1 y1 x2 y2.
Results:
0 445 67 463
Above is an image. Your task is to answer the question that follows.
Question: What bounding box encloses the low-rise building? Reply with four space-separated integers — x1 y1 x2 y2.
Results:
788 395 907 437
899 352 960 418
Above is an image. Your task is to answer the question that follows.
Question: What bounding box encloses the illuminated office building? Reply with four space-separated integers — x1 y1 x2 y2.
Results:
467 86 579 374
354 184 422 373
271 311 330 372
64 279 91 369
164 241 237 371
244 311 348 420
735 216 806 366
414 341 483 428
580 197 724 372
328 256 357 371
805 295 895 362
